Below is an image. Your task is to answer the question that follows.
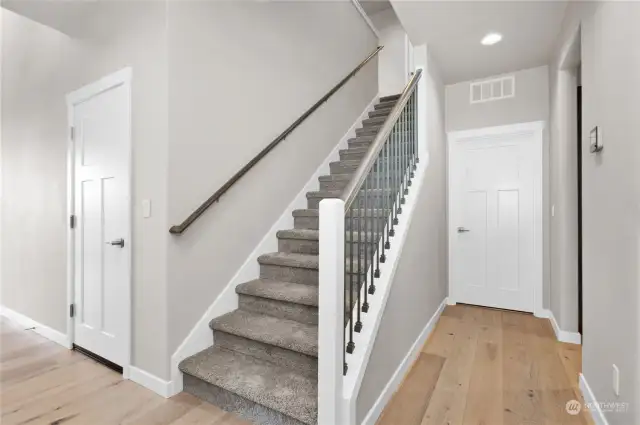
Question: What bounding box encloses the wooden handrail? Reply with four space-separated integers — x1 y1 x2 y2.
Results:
169 46 383 235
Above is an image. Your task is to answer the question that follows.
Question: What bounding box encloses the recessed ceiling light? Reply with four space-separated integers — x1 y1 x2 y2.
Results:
481 33 503 46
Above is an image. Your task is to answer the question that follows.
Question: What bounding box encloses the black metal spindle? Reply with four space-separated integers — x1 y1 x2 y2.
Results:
362 173 370 312
354 190 362 333
383 130 391 251
346 206 355 353
374 155 381 279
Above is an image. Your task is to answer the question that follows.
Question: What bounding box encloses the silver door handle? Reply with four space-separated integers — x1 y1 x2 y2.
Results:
457 227 470 233
106 238 125 248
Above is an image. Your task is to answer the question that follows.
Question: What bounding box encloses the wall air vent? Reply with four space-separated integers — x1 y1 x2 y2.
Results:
470 75 515 104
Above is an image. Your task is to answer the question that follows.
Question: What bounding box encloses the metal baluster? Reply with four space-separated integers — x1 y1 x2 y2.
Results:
346 206 355 354
410 92 416 178
374 154 381 279
383 131 391 252
362 173 370 311
393 119 400 224
400 106 406 209
415 92 419 165
355 190 362 333
404 103 409 197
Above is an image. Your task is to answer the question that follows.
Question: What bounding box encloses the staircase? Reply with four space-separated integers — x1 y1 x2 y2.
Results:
178 94 401 425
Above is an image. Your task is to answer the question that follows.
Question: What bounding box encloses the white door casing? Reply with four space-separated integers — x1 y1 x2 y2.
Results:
67 68 132 372
448 122 543 314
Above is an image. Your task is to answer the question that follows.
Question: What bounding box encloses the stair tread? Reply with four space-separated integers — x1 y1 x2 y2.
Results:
277 228 319 241
258 251 319 269
211 310 318 357
180 346 317 425
318 173 352 182
292 209 319 217
380 93 402 102
236 278 319 307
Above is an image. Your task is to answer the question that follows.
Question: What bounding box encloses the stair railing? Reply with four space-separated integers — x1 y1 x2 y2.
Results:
318 69 422 425
169 46 383 235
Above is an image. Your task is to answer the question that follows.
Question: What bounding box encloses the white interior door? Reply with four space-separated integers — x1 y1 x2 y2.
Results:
69 69 131 368
449 123 543 313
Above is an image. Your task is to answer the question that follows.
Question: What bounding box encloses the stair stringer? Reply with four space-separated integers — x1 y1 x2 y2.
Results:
169 95 380 397
340 152 431 425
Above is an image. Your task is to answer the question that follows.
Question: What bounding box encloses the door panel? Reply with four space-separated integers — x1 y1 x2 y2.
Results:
450 127 541 313
72 75 130 368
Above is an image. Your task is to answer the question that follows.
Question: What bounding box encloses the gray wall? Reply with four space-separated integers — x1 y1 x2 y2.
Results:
445 65 549 132
445 65 552 312
165 0 379 357
357 52 447 423
1 3 170 379
370 8 408 96
550 2 640 423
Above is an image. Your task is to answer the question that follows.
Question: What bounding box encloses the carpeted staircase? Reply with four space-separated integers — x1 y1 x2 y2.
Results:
179 94 401 425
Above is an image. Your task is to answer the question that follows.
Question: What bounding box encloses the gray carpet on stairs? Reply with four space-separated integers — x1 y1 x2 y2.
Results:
179 94 402 425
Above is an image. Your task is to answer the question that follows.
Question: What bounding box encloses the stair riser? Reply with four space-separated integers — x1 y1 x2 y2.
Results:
331 161 413 175
260 264 318 286
356 127 381 137
319 178 350 191
239 294 318 325
362 117 386 126
279 237 377 256
340 151 415 162
374 102 395 110
308 194 395 209
294 216 318 230
183 375 310 425
213 330 317 377
349 139 416 150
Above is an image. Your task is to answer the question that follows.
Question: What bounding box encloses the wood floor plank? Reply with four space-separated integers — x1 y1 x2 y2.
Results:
0 317 249 425
462 323 504 425
376 353 445 425
420 318 478 425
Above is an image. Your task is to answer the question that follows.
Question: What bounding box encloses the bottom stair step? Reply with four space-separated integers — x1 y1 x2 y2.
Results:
180 346 317 425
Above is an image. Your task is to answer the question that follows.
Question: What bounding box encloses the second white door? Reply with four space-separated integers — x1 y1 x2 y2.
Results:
69 69 132 368
449 123 542 313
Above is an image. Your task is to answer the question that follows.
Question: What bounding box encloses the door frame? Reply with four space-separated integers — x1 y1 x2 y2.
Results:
65 67 133 377
447 121 545 316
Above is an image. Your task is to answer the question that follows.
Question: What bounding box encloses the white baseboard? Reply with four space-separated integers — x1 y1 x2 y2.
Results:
580 373 610 425
0 305 71 349
129 366 173 398
169 95 380 396
360 298 447 425
541 308 582 345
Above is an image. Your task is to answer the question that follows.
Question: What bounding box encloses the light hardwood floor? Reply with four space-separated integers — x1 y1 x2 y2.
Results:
0 317 250 425
377 304 595 425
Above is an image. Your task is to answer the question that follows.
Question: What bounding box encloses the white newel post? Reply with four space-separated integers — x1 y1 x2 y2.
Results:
318 198 345 425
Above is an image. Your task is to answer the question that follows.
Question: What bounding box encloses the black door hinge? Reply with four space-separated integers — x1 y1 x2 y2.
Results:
70 214 76 229
70 303 75 318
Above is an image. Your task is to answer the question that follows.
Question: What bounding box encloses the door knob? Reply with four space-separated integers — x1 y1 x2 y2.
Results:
457 227 470 233
106 238 125 248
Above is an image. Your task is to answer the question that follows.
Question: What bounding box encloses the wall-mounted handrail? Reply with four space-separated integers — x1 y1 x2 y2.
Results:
340 68 423 210
169 46 384 235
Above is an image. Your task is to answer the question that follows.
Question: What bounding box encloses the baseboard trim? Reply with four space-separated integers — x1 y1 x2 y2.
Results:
129 366 173 398
0 305 71 349
579 373 610 425
360 298 447 425
541 308 582 344
169 95 380 397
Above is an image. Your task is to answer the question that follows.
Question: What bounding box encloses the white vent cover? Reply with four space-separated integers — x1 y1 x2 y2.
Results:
470 75 515 104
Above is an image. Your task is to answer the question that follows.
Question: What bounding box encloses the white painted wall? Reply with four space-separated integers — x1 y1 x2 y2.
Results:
370 8 409 96
356 48 448 424
550 2 640 423
164 0 379 362
1 4 170 379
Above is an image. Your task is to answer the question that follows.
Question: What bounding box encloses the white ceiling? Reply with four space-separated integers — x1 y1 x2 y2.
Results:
392 0 568 84
359 0 393 16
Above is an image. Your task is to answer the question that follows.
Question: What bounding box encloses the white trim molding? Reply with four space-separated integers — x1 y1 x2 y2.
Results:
350 0 380 39
169 96 380 396
361 298 448 425
580 373 610 425
129 366 173 398
539 308 582 345
0 306 71 348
